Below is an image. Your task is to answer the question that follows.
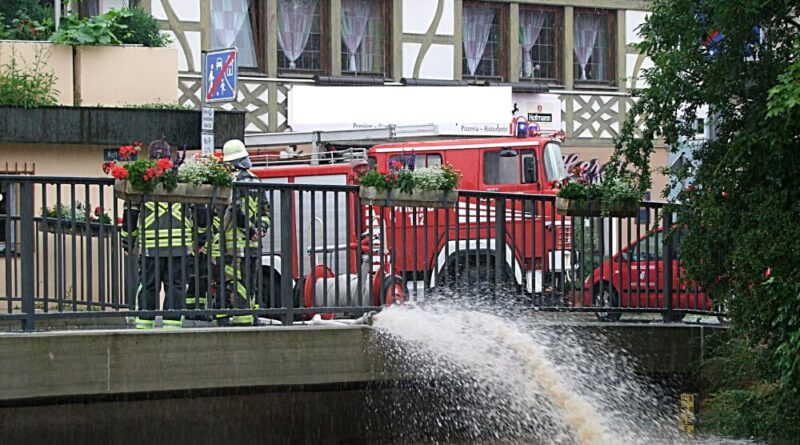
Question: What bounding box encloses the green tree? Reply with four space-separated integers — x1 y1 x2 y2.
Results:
612 1 800 439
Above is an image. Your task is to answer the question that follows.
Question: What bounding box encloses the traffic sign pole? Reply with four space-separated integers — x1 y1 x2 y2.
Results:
201 48 238 156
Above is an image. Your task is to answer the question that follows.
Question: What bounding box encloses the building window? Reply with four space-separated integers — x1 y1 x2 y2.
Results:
462 2 504 80
0 183 16 254
211 0 260 69
519 6 561 82
341 0 388 75
278 0 322 72
573 9 615 83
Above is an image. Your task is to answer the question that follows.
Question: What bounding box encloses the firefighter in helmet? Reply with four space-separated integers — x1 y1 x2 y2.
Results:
121 140 193 329
211 139 270 326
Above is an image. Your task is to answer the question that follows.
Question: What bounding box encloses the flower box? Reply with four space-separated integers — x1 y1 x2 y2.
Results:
38 217 117 237
359 187 458 208
556 197 601 217
556 197 639 217
114 180 232 205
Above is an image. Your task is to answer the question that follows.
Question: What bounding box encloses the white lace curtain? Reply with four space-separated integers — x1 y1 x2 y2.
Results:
519 11 546 78
463 7 495 76
573 14 601 81
210 0 256 67
341 0 374 72
278 0 318 69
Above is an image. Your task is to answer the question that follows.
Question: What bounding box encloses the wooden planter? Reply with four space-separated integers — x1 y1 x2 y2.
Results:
556 197 639 217
359 187 458 208
556 197 601 217
114 181 232 205
38 217 117 237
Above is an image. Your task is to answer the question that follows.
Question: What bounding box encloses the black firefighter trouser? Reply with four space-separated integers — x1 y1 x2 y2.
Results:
185 254 211 319
214 255 260 326
136 256 185 329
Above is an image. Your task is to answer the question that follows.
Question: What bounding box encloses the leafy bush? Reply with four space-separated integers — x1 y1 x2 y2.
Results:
0 47 58 108
114 7 170 47
0 0 51 29
51 9 169 47
0 13 53 41
51 12 124 45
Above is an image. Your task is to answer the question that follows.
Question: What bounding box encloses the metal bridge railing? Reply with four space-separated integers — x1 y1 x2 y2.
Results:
0 175 725 331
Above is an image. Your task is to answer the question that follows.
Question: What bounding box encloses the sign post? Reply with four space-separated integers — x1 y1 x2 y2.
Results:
201 47 238 155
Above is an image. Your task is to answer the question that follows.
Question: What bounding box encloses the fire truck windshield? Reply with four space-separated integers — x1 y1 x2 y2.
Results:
543 142 567 181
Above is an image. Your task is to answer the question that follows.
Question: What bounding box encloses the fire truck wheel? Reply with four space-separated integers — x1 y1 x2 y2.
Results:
593 282 622 322
446 255 513 294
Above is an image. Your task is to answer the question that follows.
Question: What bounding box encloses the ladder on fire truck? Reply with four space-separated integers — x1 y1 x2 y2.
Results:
244 124 440 167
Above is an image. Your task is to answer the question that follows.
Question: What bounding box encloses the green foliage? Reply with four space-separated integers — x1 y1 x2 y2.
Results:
42 202 113 224
0 0 52 28
0 13 54 41
0 47 58 108
358 164 462 193
556 181 600 201
51 8 169 47
177 156 234 188
114 7 170 47
612 0 800 440
51 12 124 45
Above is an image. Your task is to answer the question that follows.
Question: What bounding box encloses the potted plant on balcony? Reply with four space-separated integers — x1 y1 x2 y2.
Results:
555 177 602 217
555 167 640 217
107 143 234 204
39 202 120 237
358 163 461 208
598 176 641 217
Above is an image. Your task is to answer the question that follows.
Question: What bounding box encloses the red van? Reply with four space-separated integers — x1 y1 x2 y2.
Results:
583 227 713 321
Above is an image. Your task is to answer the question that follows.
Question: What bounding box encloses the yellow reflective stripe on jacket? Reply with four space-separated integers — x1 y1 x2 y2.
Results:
141 202 192 249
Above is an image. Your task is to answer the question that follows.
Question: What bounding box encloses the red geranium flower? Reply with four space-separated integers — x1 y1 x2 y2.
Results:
156 158 173 170
765 268 772 279
111 165 128 179
116 217 123 225
94 207 102 216
102 161 116 174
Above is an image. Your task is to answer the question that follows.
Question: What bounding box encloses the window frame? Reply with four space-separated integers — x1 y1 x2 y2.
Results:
572 8 616 86
462 1 508 81
518 5 563 84
277 0 329 76
482 149 537 185
340 0 392 78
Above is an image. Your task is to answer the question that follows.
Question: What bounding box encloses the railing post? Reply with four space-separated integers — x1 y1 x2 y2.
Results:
662 210 674 322
280 189 294 325
20 181 35 331
494 199 506 297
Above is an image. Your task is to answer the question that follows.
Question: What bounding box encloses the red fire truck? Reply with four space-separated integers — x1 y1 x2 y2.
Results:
244 122 571 310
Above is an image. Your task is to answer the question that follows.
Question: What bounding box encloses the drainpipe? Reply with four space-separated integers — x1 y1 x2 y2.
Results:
54 0 60 30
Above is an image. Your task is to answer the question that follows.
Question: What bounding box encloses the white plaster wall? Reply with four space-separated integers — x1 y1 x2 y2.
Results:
418 44 454 79
152 0 202 22
437 0 454 36
626 10 648 45
403 0 438 34
165 30 202 73
402 42 422 78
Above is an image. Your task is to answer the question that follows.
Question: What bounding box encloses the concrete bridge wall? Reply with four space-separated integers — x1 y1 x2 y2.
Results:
0 323 722 443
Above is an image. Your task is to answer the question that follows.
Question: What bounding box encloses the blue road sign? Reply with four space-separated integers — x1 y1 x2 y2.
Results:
204 48 238 103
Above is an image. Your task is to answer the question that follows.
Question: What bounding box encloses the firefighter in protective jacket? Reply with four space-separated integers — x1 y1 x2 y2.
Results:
121 140 193 329
211 139 270 326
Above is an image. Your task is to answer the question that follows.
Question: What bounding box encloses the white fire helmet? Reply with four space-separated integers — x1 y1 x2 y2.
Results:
222 139 248 162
